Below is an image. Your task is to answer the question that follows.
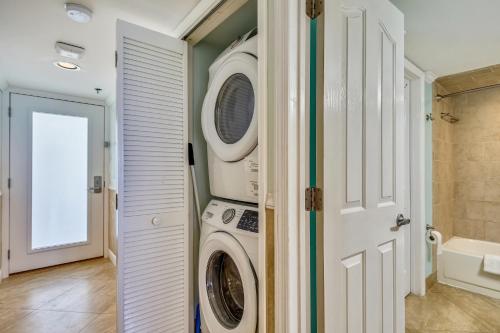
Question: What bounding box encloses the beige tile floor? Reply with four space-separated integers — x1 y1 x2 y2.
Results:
406 283 500 333
0 258 116 333
4 259 498 333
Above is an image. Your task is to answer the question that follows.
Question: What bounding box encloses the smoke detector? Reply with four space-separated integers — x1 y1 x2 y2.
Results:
65 3 93 23
55 41 85 59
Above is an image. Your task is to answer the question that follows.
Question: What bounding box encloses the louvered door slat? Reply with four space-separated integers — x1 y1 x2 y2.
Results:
117 20 189 333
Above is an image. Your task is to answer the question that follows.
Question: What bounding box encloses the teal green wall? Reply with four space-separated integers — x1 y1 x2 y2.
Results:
425 82 433 277
309 18 318 333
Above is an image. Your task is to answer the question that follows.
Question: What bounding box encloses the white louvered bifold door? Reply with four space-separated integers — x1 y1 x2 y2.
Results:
116 20 190 333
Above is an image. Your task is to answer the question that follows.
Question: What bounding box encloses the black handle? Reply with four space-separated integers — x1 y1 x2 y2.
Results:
396 214 411 227
188 143 195 166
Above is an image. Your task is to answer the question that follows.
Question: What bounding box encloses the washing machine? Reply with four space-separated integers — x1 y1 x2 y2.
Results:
201 28 259 203
199 199 259 333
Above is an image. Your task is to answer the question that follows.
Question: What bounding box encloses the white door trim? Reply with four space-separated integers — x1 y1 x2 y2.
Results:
173 0 226 38
404 58 427 296
272 0 309 332
256 0 269 332
1 87 105 279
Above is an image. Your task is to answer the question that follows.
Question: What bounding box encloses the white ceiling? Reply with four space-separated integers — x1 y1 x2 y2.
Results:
0 0 199 101
391 0 500 78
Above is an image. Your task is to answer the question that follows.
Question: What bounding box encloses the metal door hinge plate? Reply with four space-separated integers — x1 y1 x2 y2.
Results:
7 178 11 189
306 0 323 19
7 249 10 260
305 187 322 211
115 51 118 68
8 106 12 117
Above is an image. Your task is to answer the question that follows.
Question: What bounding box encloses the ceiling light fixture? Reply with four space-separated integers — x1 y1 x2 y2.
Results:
55 41 85 59
65 3 93 23
54 61 81 71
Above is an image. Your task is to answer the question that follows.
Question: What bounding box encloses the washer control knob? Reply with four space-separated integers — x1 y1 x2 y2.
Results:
222 208 236 224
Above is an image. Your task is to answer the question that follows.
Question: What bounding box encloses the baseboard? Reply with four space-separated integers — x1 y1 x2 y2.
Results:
108 249 117 267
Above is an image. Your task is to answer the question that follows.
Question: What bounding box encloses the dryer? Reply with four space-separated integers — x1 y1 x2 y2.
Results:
201 28 258 203
198 199 259 333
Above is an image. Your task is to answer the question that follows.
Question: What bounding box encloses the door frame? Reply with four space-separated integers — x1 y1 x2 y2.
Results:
175 0 273 332
272 0 310 332
1 87 107 279
404 59 427 296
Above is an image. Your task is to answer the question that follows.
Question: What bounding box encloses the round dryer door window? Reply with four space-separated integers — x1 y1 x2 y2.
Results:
215 73 255 145
199 232 258 333
202 53 258 162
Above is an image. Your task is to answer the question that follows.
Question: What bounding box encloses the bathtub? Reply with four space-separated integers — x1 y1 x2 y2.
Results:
437 237 500 299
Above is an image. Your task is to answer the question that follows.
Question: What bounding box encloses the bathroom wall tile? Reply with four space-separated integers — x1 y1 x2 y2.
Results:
454 219 485 240
485 161 500 181
450 87 500 243
465 201 485 220
455 161 484 182
462 181 484 201
481 126 500 142
483 142 500 161
483 202 500 222
485 222 500 243
452 199 466 219
483 181 500 202
433 182 440 205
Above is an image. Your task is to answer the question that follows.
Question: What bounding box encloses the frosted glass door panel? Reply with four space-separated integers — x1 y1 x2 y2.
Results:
31 112 89 250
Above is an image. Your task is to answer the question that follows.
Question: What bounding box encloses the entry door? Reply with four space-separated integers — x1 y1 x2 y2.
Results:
323 0 405 332
116 20 190 332
9 93 104 273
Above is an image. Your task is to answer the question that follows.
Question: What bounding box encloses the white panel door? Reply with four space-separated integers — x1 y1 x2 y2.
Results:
116 20 190 333
9 93 104 273
323 0 405 332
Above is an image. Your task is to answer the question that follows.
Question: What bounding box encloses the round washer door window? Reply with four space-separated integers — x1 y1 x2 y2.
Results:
202 53 258 162
206 251 245 328
215 73 255 145
199 232 257 333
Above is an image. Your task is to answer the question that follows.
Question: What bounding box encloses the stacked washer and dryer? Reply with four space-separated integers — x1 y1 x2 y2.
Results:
198 28 260 333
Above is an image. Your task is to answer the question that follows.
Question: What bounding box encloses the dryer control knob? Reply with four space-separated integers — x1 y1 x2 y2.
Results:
222 208 236 224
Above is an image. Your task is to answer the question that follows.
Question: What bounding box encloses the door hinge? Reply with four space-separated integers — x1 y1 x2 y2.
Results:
8 106 12 117
115 193 118 210
7 178 11 189
115 51 118 68
306 0 323 19
305 187 322 211
7 250 10 260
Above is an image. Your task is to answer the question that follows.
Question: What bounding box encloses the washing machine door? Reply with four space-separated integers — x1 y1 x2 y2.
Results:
199 232 257 333
202 53 258 162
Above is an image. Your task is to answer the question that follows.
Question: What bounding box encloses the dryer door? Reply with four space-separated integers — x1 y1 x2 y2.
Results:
202 53 258 162
199 232 257 333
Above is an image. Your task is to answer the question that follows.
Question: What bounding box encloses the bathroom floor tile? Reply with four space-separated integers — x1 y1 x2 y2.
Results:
406 283 500 333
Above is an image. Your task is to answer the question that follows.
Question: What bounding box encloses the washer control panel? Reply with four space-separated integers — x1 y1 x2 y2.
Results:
237 210 259 233
202 199 259 234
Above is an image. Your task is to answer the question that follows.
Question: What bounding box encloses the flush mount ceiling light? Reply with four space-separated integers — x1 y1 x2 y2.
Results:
54 61 81 71
55 41 85 59
65 3 93 23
